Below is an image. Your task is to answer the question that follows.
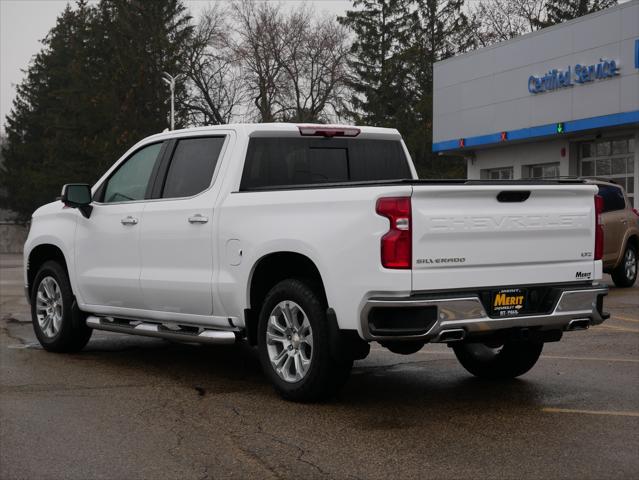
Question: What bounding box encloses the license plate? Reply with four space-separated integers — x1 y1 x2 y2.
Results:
491 288 527 317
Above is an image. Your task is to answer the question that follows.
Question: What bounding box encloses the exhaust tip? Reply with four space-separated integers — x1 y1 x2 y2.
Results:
437 329 466 343
566 319 591 331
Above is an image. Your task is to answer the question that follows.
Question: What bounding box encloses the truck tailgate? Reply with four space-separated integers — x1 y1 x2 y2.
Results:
411 184 599 291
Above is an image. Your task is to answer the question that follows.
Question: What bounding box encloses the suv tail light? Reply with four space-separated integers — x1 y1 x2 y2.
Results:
376 197 411 269
594 194 604 261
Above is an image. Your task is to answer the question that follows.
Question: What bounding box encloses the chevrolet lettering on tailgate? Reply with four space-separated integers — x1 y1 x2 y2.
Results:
427 214 589 232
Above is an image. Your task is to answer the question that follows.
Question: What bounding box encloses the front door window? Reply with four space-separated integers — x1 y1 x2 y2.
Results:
102 143 163 203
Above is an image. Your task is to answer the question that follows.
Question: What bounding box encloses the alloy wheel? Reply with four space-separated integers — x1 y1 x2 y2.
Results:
625 248 637 281
266 300 314 383
35 276 64 338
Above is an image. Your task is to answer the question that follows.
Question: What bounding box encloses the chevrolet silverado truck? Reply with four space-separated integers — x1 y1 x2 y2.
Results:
24 123 609 401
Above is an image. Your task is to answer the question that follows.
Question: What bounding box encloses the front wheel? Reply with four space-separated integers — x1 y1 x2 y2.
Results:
31 261 92 352
257 279 352 402
611 243 637 288
453 340 543 379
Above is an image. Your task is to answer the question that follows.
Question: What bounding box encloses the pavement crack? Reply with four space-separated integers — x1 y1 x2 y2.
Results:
0 325 28 345
253 419 331 478
229 436 283 480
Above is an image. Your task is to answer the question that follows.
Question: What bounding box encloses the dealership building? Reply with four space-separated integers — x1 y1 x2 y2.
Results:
433 0 639 205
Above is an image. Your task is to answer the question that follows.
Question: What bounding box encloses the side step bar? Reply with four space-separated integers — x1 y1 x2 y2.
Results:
86 316 238 345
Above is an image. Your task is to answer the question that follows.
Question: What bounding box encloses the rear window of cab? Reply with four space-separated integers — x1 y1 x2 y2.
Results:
240 138 411 190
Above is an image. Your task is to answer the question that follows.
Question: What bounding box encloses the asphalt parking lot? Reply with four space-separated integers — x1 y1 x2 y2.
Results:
1 253 638 480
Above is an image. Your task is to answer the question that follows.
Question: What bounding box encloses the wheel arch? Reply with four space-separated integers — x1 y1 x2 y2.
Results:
27 244 71 298
244 251 327 345
616 233 639 268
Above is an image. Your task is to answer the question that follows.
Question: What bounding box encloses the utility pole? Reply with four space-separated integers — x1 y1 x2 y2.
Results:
162 72 183 130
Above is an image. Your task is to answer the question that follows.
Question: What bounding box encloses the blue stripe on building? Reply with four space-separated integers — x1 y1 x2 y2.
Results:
432 109 639 153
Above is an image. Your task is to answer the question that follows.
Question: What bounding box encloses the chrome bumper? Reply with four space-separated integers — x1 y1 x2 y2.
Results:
360 284 609 342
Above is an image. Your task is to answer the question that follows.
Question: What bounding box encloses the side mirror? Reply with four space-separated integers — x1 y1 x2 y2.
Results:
61 184 93 218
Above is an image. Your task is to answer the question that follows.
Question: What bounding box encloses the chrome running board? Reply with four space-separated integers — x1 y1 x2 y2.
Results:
86 315 238 345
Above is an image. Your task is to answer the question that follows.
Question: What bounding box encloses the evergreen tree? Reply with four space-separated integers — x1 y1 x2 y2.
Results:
339 0 471 177
93 0 193 160
0 2 96 221
536 0 617 28
409 0 474 177
338 0 417 128
0 0 192 221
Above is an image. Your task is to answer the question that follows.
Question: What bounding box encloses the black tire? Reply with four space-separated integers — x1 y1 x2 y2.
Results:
257 279 353 402
30 260 92 352
611 243 637 288
452 340 543 379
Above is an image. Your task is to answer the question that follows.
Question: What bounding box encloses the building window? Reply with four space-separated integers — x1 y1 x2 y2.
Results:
523 162 560 179
480 167 513 180
579 137 634 206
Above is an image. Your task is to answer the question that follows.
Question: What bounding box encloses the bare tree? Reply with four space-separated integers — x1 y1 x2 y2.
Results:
273 10 350 122
230 0 349 123
471 0 546 47
183 5 245 125
231 0 287 122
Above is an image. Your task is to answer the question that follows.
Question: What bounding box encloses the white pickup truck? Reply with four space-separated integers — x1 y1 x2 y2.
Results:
24 123 609 401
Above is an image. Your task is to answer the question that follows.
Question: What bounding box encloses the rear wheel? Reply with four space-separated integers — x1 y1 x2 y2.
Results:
257 279 352 402
453 340 543 379
31 261 92 352
611 243 637 288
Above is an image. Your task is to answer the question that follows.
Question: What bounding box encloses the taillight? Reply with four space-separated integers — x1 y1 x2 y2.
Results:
376 197 411 269
594 194 604 261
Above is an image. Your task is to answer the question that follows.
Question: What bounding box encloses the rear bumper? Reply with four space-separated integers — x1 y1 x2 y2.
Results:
360 283 609 342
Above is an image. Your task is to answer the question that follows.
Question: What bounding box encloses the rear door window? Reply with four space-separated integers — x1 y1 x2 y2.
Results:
598 184 626 212
240 138 410 190
162 137 225 198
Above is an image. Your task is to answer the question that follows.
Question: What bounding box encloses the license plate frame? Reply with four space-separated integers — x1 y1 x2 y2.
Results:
490 288 527 317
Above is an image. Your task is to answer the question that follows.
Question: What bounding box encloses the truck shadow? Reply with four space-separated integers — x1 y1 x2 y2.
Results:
79 334 545 414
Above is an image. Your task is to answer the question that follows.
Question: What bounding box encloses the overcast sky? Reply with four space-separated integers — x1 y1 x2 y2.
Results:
0 0 351 133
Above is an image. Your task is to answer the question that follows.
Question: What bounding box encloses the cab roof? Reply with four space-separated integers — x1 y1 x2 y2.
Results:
143 123 402 143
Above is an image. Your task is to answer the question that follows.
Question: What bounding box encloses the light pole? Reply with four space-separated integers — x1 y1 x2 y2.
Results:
162 72 183 130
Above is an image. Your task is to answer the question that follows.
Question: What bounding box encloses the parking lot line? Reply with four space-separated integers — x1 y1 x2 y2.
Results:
613 314 639 323
542 408 639 417
597 324 639 333
541 355 639 363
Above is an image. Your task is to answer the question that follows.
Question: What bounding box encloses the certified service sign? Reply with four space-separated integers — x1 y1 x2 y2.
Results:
528 58 620 94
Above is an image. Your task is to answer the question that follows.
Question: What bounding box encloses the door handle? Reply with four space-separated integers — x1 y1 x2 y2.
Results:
188 214 209 224
120 216 138 226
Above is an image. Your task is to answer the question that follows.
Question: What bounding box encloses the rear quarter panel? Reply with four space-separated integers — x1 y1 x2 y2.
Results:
215 185 413 333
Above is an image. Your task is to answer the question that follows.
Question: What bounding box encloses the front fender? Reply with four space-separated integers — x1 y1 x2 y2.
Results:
24 204 79 297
